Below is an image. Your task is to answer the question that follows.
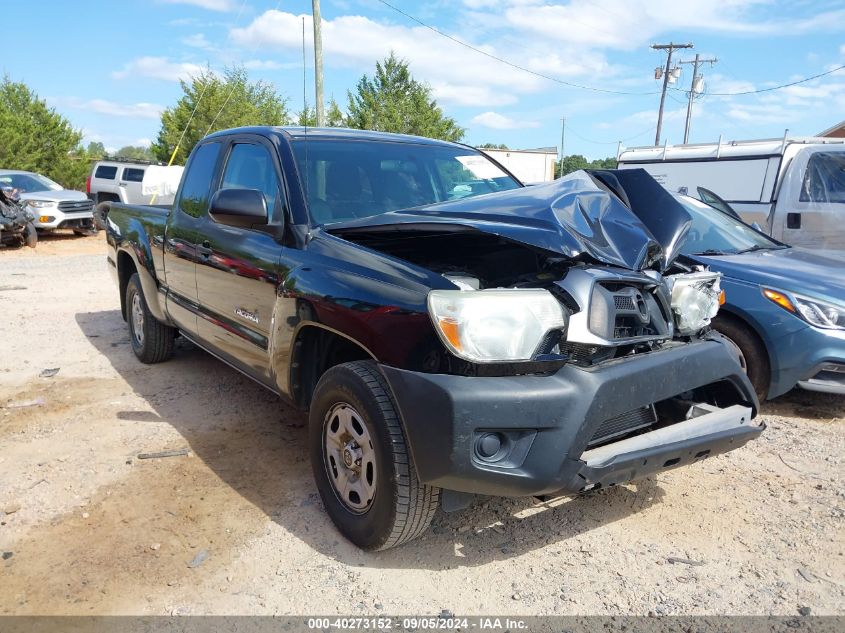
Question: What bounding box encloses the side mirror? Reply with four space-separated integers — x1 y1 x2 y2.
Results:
209 188 267 228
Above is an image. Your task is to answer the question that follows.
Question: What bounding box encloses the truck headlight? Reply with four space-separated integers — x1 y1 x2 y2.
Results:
428 289 567 362
25 200 55 208
763 288 845 330
669 271 723 335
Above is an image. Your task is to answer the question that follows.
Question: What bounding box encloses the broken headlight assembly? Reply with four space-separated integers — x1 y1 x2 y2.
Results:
763 288 845 330
669 271 724 335
428 289 567 363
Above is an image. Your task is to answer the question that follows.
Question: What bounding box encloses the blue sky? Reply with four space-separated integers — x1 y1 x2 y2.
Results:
3 0 845 159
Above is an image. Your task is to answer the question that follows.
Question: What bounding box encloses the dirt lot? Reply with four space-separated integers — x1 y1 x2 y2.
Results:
1 234 843 616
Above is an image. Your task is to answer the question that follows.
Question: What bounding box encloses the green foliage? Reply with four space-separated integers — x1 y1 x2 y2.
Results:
295 97 346 127
346 53 464 142
0 75 90 189
152 66 288 164
115 145 155 161
87 142 106 159
555 154 618 178
477 143 509 149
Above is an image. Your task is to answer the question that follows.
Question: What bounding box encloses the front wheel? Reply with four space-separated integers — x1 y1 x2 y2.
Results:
309 361 440 550
125 273 175 364
712 316 770 400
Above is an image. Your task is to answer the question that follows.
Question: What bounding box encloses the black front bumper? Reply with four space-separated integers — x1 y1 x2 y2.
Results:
380 338 762 497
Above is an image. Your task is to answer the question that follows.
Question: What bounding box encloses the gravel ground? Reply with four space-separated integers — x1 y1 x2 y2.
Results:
0 234 843 616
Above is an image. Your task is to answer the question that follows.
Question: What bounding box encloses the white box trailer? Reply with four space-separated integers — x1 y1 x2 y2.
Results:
480 148 557 184
617 136 845 257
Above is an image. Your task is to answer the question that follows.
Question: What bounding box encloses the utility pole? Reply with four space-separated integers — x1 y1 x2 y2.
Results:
560 116 566 154
651 42 693 146
679 54 717 143
312 0 325 127
558 117 566 178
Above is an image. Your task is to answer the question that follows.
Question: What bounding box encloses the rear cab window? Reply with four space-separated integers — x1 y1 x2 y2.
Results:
95 165 118 180
178 143 222 218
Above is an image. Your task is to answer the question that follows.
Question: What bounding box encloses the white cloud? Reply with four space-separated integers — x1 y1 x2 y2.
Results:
52 97 164 119
497 1 845 52
161 0 238 11
182 33 212 48
431 84 517 107
230 11 610 107
470 111 540 130
112 57 204 82
242 59 299 70
134 138 153 147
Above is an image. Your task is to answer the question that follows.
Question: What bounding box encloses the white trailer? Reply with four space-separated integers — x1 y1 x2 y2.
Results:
480 148 558 184
617 136 845 257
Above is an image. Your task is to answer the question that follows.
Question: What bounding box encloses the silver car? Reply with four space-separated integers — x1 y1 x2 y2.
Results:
0 170 94 234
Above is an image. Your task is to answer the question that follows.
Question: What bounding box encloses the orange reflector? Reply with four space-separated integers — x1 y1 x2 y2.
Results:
763 288 795 312
39 216 51 223
437 317 462 351
719 290 726 305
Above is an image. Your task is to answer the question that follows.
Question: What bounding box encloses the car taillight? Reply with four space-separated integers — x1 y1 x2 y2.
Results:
86 176 91 194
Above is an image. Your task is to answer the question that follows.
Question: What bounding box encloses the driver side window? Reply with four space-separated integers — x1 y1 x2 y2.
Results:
220 143 282 221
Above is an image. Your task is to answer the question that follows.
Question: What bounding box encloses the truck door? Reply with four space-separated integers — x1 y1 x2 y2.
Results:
120 166 149 204
775 147 845 255
162 141 223 337
194 138 285 386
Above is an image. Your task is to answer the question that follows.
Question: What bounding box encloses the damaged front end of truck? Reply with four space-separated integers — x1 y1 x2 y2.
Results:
325 168 762 506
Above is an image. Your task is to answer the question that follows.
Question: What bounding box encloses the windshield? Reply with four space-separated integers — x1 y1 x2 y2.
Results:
0 172 63 194
675 194 783 255
291 139 521 225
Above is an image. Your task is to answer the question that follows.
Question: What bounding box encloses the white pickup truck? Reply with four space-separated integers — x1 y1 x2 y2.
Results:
618 136 845 259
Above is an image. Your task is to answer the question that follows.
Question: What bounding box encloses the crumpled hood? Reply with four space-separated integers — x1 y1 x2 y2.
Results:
328 168 691 272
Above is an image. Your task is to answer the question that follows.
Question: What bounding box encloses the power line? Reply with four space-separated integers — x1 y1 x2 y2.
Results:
374 0 660 96
671 63 845 96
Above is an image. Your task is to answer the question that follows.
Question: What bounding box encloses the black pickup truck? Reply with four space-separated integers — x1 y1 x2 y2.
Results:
101 126 762 550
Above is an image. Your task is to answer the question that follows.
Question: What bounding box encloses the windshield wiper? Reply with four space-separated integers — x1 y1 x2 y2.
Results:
694 249 733 256
735 244 784 254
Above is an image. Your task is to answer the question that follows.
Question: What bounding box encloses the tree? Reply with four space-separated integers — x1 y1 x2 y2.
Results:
555 154 617 178
115 145 155 161
346 53 464 142
295 97 346 127
0 76 90 189
478 143 509 150
152 66 288 164
87 142 106 159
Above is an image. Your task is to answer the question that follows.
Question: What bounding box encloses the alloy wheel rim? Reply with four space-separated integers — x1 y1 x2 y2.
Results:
323 403 377 514
131 293 145 346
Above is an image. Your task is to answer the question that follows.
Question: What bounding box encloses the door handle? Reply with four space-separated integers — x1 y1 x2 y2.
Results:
119 182 128 186
786 213 801 229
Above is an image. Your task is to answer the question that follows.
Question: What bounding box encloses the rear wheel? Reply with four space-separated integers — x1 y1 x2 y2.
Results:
309 361 440 550
125 273 175 364
711 316 770 400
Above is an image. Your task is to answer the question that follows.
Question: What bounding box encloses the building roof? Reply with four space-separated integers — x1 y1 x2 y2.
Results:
818 120 845 137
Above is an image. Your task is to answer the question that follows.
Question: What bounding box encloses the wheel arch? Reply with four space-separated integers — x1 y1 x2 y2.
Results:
712 307 777 396
290 322 378 410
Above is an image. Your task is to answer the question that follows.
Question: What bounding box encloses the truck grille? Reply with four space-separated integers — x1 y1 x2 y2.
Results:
614 295 636 311
588 405 657 448
58 200 94 213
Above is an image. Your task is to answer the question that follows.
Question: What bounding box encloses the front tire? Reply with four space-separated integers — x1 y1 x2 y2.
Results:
712 316 770 400
125 273 175 364
309 361 440 551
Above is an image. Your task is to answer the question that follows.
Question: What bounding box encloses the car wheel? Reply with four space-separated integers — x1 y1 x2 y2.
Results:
125 273 175 364
711 316 770 401
309 361 440 551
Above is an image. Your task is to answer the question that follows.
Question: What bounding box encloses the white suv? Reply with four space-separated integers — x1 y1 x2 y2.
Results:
87 159 165 205
0 170 94 234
